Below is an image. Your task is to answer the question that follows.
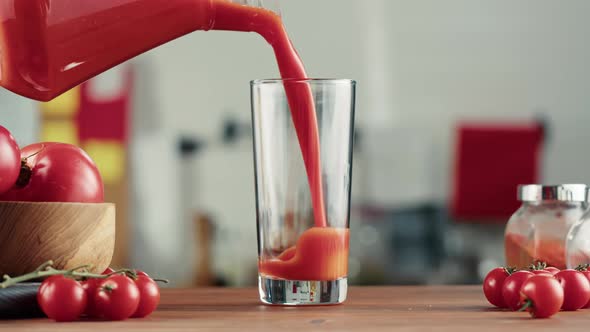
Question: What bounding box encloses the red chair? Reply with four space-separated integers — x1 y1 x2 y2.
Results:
450 121 545 222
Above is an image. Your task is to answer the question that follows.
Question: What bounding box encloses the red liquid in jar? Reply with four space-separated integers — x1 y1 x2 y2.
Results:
0 0 213 101
505 233 566 269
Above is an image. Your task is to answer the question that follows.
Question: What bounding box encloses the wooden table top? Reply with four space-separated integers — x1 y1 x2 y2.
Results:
0 286 587 331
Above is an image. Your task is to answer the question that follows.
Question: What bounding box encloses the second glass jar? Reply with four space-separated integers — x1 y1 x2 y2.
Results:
505 184 589 269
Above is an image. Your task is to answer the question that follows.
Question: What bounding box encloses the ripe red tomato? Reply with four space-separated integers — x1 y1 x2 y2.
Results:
483 268 511 308
135 270 149 277
578 270 590 308
94 275 140 320
531 270 553 276
0 126 20 194
554 269 590 311
544 267 560 275
102 267 115 275
519 275 564 318
37 276 87 322
81 278 103 317
0 142 104 203
132 276 160 318
502 270 534 310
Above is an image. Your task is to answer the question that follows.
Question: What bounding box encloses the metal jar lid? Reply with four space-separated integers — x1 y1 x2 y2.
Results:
518 184 589 202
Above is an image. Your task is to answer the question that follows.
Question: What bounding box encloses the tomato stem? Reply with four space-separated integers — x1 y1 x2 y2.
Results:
101 284 114 293
15 146 48 188
153 278 170 284
34 260 54 273
518 299 533 312
23 145 46 160
15 160 33 188
528 261 547 271
104 269 136 277
0 261 138 288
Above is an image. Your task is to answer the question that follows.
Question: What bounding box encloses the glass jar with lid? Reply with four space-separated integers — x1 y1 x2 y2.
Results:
505 184 589 269
566 198 590 268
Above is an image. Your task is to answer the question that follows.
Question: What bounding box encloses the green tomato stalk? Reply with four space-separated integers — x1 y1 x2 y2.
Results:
0 261 165 288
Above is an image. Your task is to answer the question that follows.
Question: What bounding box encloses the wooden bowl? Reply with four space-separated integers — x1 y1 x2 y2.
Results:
0 202 115 277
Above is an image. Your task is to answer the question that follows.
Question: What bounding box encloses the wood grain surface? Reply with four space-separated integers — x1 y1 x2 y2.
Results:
1 286 588 331
0 202 115 276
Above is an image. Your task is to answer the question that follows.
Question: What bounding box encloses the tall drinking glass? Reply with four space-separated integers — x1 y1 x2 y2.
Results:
251 79 356 305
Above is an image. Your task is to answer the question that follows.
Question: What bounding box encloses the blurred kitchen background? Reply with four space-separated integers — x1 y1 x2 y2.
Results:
1 0 589 286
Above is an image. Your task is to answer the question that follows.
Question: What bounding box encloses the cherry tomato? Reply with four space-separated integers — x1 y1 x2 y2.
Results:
135 270 149 277
37 276 87 322
94 275 140 320
0 126 20 194
502 270 534 310
81 278 102 317
531 270 553 276
132 276 160 318
519 275 564 318
0 142 104 203
483 267 511 308
554 269 590 311
578 270 590 308
102 267 115 275
544 267 560 275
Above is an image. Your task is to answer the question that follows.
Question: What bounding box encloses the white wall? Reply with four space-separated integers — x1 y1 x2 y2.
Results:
139 0 590 204
0 90 38 146
143 0 365 136
382 0 590 201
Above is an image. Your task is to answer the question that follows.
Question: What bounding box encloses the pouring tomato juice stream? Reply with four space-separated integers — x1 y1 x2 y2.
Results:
0 0 348 281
